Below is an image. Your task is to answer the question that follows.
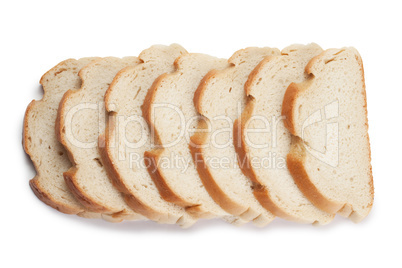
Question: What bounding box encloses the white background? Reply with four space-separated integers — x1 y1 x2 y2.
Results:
1 0 400 267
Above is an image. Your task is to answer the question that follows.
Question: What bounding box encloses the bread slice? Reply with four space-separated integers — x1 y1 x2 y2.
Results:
56 57 146 221
282 47 374 222
24 57 102 219
99 44 197 227
191 47 279 226
234 44 334 224
142 52 247 223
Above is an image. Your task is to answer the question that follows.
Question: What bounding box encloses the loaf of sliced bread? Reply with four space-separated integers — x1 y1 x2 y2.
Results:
191 47 279 226
24 57 101 219
56 57 145 221
143 53 246 222
99 44 197 227
234 44 334 224
25 43 373 227
282 47 374 222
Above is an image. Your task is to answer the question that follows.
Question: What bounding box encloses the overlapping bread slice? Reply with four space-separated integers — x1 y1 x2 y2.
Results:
56 57 146 221
282 47 374 222
142 53 246 224
99 44 197 227
234 44 334 224
190 47 279 226
24 58 101 219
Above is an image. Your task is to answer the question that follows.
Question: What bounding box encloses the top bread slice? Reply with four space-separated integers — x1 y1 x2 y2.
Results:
24 58 101 218
143 52 245 221
56 57 146 221
234 44 334 224
191 47 278 226
282 47 374 222
99 44 197 227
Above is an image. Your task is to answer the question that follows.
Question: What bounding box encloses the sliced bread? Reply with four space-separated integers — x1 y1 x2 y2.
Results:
234 44 334 224
24 57 101 219
282 47 374 222
142 53 245 221
191 47 279 226
99 44 197 227
56 57 145 221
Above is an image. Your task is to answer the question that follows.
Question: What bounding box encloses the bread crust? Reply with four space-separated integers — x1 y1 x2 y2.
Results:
29 178 80 214
286 136 344 213
143 150 194 207
63 167 112 213
193 69 220 116
55 89 75 160
281 49 374 219
281 82 298 135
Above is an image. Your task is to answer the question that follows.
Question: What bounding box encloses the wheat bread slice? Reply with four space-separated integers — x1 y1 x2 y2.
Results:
99 44 197 227
142 53 244 223
282 47 374 222
191 47 279 226
56 57 146 221
234 44 334 224
24 58 102 219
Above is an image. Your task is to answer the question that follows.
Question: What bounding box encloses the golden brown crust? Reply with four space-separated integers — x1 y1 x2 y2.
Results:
281 82 299 135
104 65 135 108
122 194 161 221
29 178 81 214
189 119 246 216
63 167 111 213
354 51 374 212
243 56 274 96
232 100 258 182
142 73 169 146
286 137 344 213
23 100 36 156
55 89 74 156
193 69 221 115
143 150 194 208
